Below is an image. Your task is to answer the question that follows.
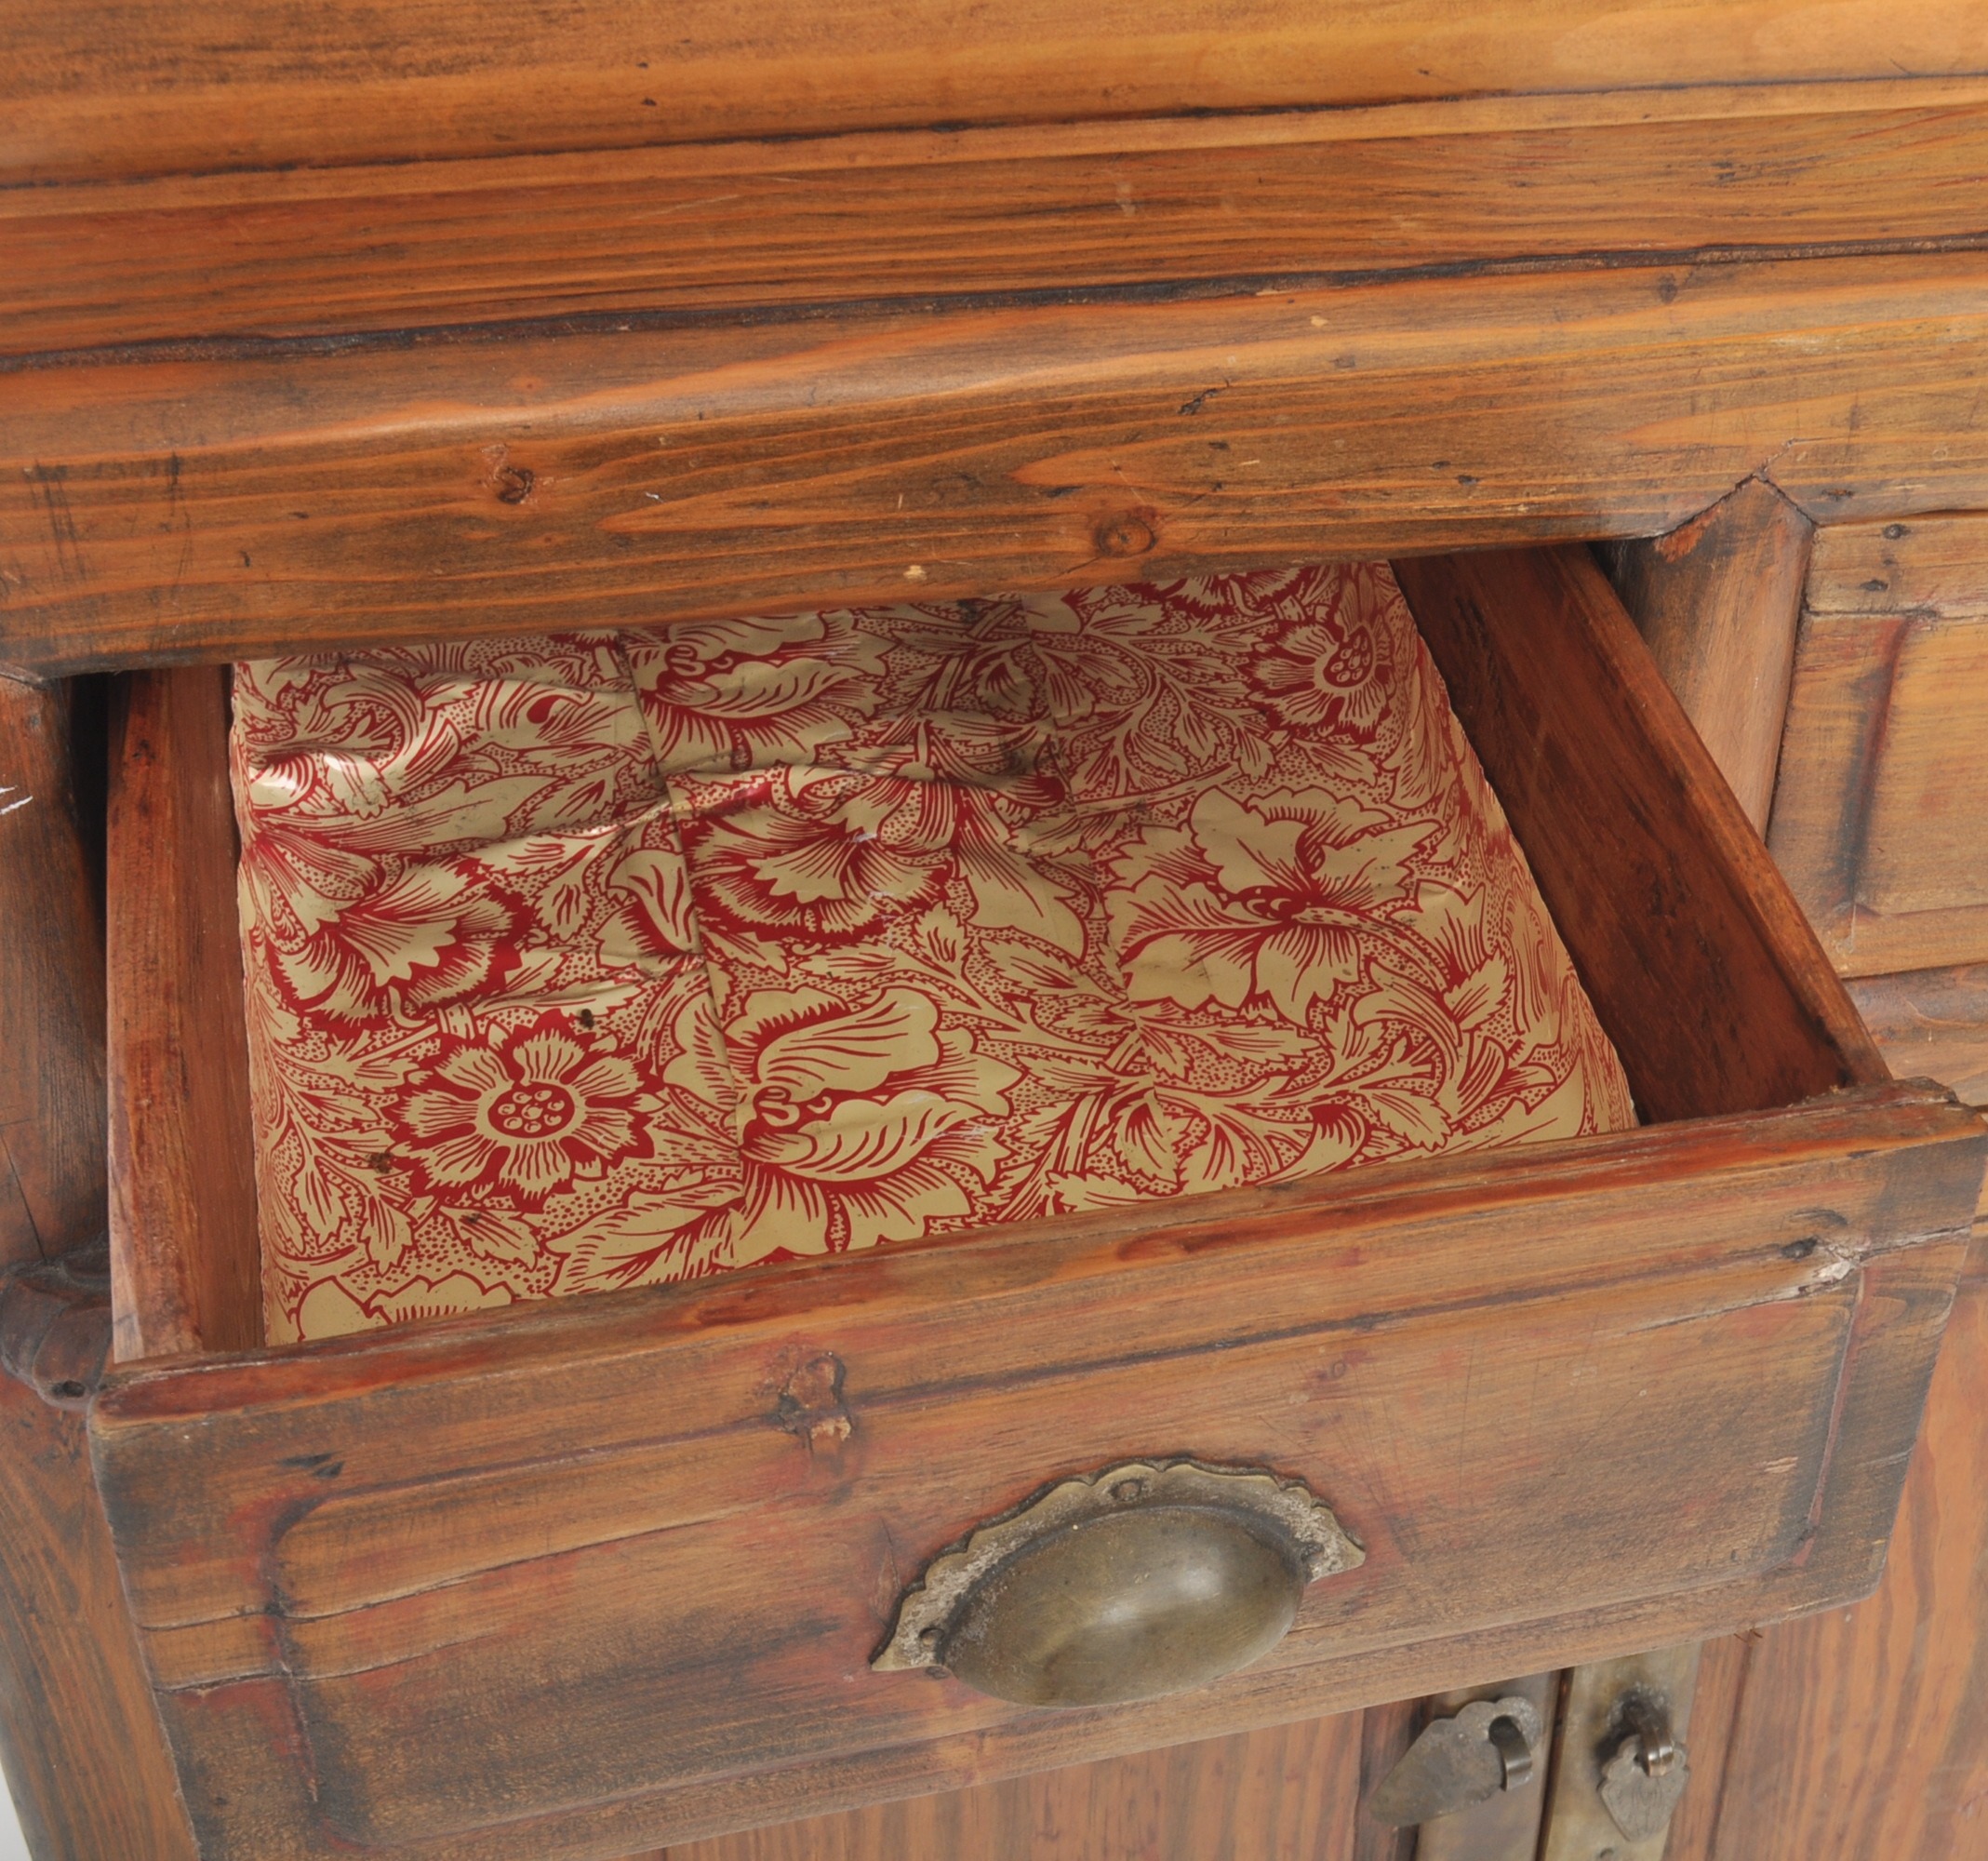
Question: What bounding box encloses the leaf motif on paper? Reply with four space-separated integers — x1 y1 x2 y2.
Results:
233 568 1634 1342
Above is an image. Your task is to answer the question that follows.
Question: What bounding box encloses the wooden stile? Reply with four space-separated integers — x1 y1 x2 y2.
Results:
1770 513 1988 981
1602 479 1815 837
0 677 105 1267
106 669 262 1361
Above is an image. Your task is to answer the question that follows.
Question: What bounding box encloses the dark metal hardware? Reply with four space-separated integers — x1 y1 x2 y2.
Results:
1540 1645 1701 1861
1368 1694 1545 1826
1598 1692 1691 1842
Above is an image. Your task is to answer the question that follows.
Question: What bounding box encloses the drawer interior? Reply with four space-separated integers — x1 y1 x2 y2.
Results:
107 544 1882 1364
90 544 1981 1860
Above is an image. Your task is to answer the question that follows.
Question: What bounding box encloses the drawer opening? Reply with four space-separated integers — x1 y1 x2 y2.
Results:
93 543 1980 1861
104 542 1884 1365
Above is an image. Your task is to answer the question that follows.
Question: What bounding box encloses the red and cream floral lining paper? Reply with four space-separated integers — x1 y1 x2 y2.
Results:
231 563 1635 1344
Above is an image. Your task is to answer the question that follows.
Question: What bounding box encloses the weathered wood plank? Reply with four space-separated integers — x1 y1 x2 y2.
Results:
1602 478 1814 835
88 1086 1983 1858
11 253 1988 677
1768 513 1988 977
0 677 104 1265
0 678 194 1857
106 668 261 1359
1806 511 1988 619
662 1692 1365 1860
0 1372 200 1860
9 104 1988 359
1848 965 1988 1107
1394 544 1883 1120
7 2 1988 186
1690 1238 1988 1861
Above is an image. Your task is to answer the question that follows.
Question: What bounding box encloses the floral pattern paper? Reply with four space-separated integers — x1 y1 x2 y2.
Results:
231 564 1634 1343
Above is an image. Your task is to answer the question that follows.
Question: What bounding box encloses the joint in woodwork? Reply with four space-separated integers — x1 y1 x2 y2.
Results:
1 1237 112 1409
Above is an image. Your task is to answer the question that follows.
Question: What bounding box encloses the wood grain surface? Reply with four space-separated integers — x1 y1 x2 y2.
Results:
7 1 1988 186
89 1083 1981 1859
0 677 104 1267
0 675 195 1857
1602 477 1814 834
106 668 261 1359
9 102 1988 359
1768 512 1988 977
12 252 1988 678
1394 545 1883 1121
660 1710 1365 1861
0 1371 199 1861
1848 966 1988 1108
1348 1697 1422 1861
1680 1235 1988 1860
1659 1629 1755 1861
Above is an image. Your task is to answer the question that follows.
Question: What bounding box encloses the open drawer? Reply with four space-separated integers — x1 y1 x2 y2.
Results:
90 546 1985 1861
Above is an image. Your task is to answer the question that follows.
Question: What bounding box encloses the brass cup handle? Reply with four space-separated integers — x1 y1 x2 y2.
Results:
873 1459 1364 1708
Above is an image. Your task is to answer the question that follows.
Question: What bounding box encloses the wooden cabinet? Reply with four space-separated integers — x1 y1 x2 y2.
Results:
7 9 1988 1858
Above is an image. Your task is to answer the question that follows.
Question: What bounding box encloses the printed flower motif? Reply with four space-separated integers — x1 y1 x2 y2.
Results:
880 596 1109 730
283 1269 518 1341
394 1015 654 1206
237 562 1637 1345
1247 601 1395 740
625 612 887 774
720 986 1016 1263
599 840 698 968
682 777 954 944
246 856 524 1020
1109 786 1439 1024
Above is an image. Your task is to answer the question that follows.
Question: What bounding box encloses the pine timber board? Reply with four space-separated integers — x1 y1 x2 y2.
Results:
659 1710 1364 1861
0 671 196 1860
105 668 261 1362
1601 476 1814 836
85 1091 1987 1858
6 102 1988 359
0 1371 198 1861
1678 1233 1988 1861
7 2 1988 186
0 676 105 1267
1398 544 1884 1119
1848 966 1988 1110
1768 512 1988 977
10 251 1988 677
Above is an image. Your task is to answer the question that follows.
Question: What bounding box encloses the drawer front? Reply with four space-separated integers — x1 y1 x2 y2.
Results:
91 1090 1980 1860
1771 515 1988 979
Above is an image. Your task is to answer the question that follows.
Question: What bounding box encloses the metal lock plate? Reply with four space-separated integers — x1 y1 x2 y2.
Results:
1369 1692 1544 1828
1540 1643 1701 1861
1598 1694 1692 1842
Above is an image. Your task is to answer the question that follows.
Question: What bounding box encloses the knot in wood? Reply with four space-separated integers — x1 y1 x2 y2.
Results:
1095 512 1156 558
773 1350 853 1454
491 464 536 505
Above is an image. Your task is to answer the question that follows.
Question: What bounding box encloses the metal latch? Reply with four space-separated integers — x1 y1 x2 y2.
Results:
1540 1643 1701 1861
1368 1694 1543 1826
1598 1691 1691 1842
